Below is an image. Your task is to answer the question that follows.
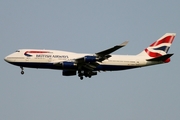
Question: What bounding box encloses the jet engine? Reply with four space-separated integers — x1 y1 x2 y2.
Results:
84 56 97 62
62 62 77 69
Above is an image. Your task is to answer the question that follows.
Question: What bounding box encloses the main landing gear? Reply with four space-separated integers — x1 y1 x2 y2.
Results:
78 70 96 80
80 76 83 80
20 67 24 75
78 70 84 80
78 71 84 80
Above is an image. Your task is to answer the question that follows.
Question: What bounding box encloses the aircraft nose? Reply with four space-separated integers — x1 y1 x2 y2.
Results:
4 56 8 62
4 55 11 63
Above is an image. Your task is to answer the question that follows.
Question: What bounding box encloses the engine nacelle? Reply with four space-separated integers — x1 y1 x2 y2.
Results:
84 56 97 62
62 70 76 76
62 62 76 69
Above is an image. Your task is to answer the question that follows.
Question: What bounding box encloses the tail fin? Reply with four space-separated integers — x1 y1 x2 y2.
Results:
138 33 176 60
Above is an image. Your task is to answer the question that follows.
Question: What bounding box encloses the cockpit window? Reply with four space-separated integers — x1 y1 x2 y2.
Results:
16 50 20 52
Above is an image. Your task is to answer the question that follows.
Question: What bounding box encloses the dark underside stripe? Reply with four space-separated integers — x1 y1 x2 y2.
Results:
8 62 139 71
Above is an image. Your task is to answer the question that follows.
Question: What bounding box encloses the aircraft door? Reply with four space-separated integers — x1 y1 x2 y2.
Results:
136 59 140 66
25 56 30 61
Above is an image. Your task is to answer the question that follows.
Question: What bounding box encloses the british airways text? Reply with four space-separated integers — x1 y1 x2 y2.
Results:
36 55 68 58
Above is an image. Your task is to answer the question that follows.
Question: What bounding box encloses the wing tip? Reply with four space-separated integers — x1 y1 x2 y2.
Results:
118 41 129 46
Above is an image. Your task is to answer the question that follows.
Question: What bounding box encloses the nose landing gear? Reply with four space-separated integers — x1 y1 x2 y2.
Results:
20 67 24 75
21 71 24 75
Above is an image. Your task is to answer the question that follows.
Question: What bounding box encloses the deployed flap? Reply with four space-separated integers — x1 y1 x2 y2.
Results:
83 62 99 70
146 54 174 61
95 41 128 56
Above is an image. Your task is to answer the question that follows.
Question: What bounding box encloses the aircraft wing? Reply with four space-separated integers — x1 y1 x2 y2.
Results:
74 41 128 70
95 41 128 57
75 41 128 63
54 41 128 71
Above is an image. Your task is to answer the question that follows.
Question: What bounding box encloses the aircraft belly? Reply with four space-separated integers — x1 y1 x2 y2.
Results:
8 62 63 70
95 65 139 71
9 61 139 71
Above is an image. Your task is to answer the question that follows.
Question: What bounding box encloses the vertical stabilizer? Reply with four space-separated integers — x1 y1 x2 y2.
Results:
138 33 176 59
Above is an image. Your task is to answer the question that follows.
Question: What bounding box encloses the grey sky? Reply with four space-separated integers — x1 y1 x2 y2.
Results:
1 1 180 120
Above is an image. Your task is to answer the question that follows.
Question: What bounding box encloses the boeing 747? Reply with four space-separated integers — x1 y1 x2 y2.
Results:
4 33 176 80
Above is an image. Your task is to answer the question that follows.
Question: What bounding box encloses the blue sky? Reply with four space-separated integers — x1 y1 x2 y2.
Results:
1 1 180 120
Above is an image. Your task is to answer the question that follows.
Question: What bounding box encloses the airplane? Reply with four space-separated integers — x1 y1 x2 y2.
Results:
4 33 176 80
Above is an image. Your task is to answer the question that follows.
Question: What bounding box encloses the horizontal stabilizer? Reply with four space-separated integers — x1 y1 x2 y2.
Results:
146 54 174 61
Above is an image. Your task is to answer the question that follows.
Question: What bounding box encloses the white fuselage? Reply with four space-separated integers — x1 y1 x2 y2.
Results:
4 33 175 79
4 49 162 71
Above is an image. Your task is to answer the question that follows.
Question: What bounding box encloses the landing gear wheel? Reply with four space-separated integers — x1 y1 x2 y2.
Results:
80 76 83 80
21 71 24 75
20 67 24 75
